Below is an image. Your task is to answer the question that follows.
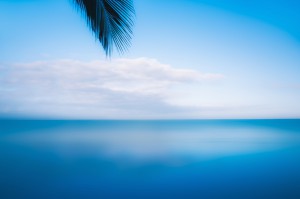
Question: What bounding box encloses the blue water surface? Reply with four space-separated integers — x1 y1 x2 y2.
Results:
0 119 300 199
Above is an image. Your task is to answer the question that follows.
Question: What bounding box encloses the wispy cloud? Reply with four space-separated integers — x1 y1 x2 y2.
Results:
0 58 223 118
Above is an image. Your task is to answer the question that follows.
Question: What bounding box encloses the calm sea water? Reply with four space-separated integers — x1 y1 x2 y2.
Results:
1 119 300 199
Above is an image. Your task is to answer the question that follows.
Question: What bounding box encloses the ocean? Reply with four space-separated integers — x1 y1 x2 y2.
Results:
0 119 300 199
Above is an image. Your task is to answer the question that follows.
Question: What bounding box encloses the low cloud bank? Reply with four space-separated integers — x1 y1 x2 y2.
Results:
0 58 223 118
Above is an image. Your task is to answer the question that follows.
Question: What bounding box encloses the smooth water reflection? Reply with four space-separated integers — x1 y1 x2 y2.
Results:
5 124 300 164
1 120 300 199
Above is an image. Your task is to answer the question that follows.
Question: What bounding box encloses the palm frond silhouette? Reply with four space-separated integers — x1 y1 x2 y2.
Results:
73 0 135 56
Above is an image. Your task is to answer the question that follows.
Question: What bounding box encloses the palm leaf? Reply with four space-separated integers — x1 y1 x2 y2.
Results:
73 0 135 56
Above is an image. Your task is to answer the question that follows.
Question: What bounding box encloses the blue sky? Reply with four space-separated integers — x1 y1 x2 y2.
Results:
0 0 300 119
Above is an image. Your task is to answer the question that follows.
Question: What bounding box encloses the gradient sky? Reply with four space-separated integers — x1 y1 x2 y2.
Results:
0 0 300 119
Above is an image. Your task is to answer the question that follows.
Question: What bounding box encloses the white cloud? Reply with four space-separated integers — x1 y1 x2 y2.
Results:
0 58 223 118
